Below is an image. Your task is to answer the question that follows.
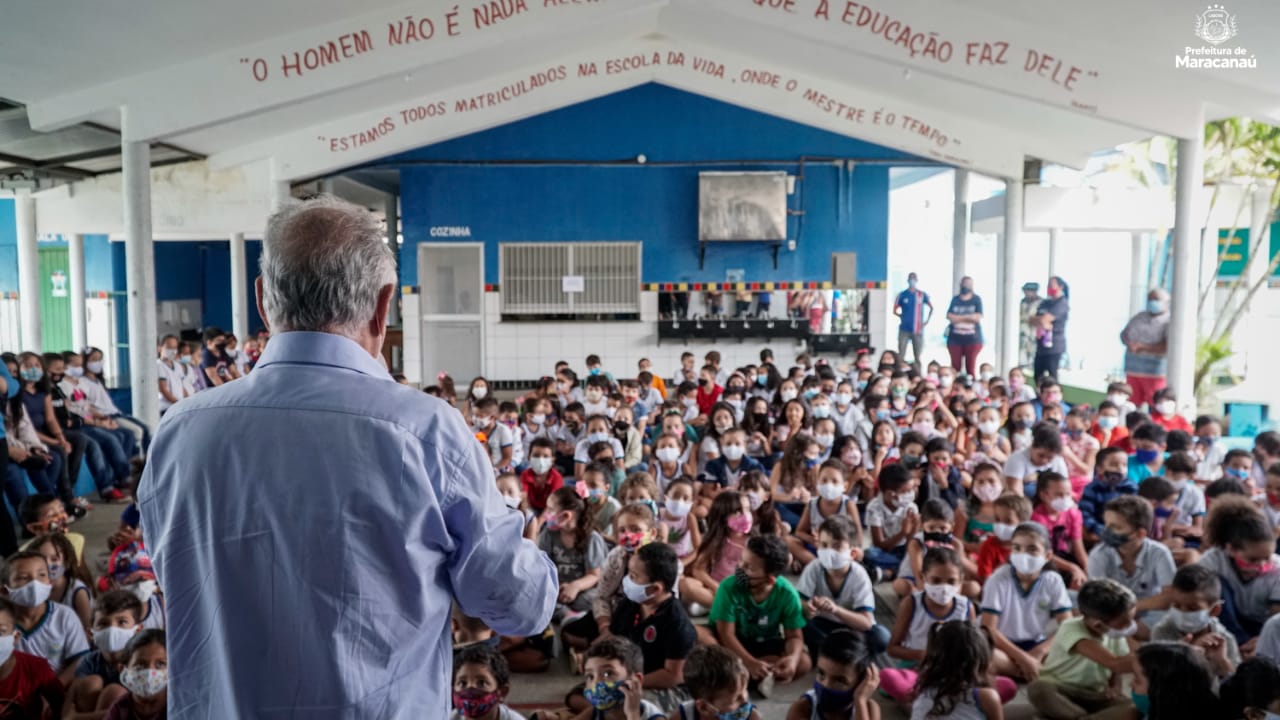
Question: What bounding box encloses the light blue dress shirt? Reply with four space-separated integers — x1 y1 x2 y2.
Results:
138 331 556 718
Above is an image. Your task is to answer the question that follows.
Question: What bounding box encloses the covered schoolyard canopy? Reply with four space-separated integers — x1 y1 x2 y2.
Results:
2 0 1279 427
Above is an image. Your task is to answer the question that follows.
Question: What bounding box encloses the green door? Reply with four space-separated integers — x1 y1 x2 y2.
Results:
38 247 72 353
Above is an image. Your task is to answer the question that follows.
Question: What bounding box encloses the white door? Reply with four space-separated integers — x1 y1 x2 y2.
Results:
418 243 485 383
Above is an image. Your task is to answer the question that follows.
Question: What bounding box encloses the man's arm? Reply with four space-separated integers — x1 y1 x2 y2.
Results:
443 419 557 637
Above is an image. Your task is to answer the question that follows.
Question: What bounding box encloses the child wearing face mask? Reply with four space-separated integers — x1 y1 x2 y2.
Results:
864 465 919 579
0 596 64 718
1150 564 1239 677
1148 388 1190 433
464 377 491 424
892 499 977 600
1086 496 1177 638
650 433 691 502
1077 447 1138 544
967 405 1011 468
1128 422 1167 483
102 629 166 720
68 590 143 717
31 532 92 633
893 432 928 497
698 429 763 517
810 418 839 465
829 382 861 438
1061 408 1099 499
660 478 700 563
920 438 963 510
1031 472 1089 590
796 517 885 661
496 473 538 542
679 492 754 614
582 375 613 419
1089 401 1130 453
1129 642 1220 720
539 487 608 627
908 621 1002 720
789 629 880 720
521 438 564 514
955 462 1002 554
1004 401 1037 453
575 416 626 481
981 523 1072 682
452 644 524 720
789 460 863 569
737 472 783 540
101 542 164 631
1193 496 1280 647
975 495 1034 582
675 645 759 720
5 551 90 685
473 398 515 473
1026 579 1138 720
1163 451 1206 552
567 503 661 655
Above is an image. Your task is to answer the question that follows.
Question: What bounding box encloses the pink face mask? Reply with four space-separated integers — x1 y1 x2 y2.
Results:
727 513 754 535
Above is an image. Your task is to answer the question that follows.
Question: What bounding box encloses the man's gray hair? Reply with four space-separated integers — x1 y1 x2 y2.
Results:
260 195 396 335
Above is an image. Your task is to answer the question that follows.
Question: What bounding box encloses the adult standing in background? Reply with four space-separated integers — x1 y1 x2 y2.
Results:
944 275 984 375
1019 282 1042 369
894 271 933 369
1033 276 1070 382
139 196 556 717
1119 288 1170 409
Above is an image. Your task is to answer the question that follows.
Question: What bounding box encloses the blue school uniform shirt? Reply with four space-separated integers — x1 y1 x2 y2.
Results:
1127 455 1162 483
138 331 557 719
1078 476 1139 535
895 288 932 334
700 454 764 489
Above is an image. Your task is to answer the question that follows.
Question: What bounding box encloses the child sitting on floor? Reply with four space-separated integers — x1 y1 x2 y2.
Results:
0 596 63 718
1030 471 1089 590
452 643 525 720
796 516 888 660
680 492 752 615
909 621 1003 720
68 590 143 718
1087 495 1177 636
786 629 880 720
103 629 166 720
892 499 978 600
673 645 758 720
975 495 1033 582
981 522 1072 681
864 464 919 578
1149 564 1238 678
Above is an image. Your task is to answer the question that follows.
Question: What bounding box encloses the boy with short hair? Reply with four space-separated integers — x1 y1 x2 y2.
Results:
0 596 63 717
498 401 526 470
580 636 666 720
617 380 651 433
1077 447 1137 542
473 397 514 473
520 438 563 513
982 522 1073 680
695 366 722 417
976 495 1034 581
1164 451 1206 548
1150 564 1239 678
1223 448 1255 486
1027 578 1137 719
795 516 885 660
863 465 920 576
697 428 762 509
608 543 696 706
1003 425 1069 497
787 630 878 720
1128 422 1167 483
18 494 87 561
1087 495 1176 630
707 535 811 691
676 645 758 720
4 551 90 684
68 590 143 718
452 643 525 720
583 375 612 418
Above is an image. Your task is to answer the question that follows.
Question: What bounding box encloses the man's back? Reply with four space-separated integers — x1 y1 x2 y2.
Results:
139 332 555 718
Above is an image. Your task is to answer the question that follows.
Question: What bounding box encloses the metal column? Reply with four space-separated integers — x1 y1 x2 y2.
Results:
1000 179 1023 373
1167 110 1205 413
1048 227 1062 280
385 194 401 327
229 231 248 341
122 113 160 430
68 233 87 352
15 192 40 352
952 169 969 294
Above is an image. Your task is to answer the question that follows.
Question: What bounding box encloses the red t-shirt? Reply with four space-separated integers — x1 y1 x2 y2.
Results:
1151 412 1192 434
1090 425 1131 454
975 536 1011 582
519 468 564 512
696 385 723 416
104 695 166 720
0 651 61 719
1031 506 1083 558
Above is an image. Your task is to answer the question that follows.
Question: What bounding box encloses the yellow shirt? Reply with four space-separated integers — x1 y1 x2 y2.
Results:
1040 616 1128 690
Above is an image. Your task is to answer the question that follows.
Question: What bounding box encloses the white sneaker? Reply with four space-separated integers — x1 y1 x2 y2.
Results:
688 602 709 617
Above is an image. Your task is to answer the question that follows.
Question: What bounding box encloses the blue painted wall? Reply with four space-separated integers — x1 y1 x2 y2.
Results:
390 84 919 286
0 199 15 292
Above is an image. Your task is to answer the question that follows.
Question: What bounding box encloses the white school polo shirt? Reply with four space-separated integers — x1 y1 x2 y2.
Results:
980 564 1072 644
17 601 90 671
795 558 875 622
1087 539 1176 602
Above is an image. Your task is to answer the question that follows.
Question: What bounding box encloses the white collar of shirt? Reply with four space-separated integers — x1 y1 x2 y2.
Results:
252 331 392 380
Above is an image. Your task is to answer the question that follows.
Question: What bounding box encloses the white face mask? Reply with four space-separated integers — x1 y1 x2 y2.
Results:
530 457 553 475
471 386 488 399
1156 400 1176 416
835 393 853 406
1104 620 1139 638
1049 497 1075 513
991 523 1017 542
721 445 745 462
973 484 1002 503
87 361 104 374
912 422 935 436
529 413 547 425
817 547 852 571
66 366 84 378
817 483 845 501
977 420 1000 436
665 499 693 518
812 405 831 419
587 390 604 403
1097 415 1120 430
588 431 610 444
1107 394 1128 407
621 575 653 604
1010 552 1047 575
130 580 158 605
6 581 51 608
814 434 834 448
1169 477 1188 492
1168 607 1212 634
502 494 520 509
924 583 959 605
780 389 798 403
94 625 138 653
120 667 168 699
161 348 177 361
745 491 764 510
655 447 681 464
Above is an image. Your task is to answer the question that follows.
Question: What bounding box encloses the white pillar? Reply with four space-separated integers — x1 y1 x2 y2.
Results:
1130 232 1148 316
1048 227 1062 279
1198 225 1219 338
122 113 160 430
229 232 248 341
999 179 1023 373
269 162 291 211
1167 110 1205 414
385 194 402 327
68 233 87 352
14 192 40 352
952 169 969 294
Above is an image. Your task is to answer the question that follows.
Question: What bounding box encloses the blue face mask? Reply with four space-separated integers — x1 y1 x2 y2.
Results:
712 700 756 720
814 681 855 713
1146 300 1164 315
1135 448 1160 464
756 375 768 386
805 458 820 469
589 367 601 376
1130 690 1149 716
803 389 818 400
1226 467 1249 480
584 680 625 710
875 409 890 421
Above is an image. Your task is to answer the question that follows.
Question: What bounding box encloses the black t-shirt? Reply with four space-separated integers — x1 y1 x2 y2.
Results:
200 347 231 380
609 596 696 674
48 383 80 430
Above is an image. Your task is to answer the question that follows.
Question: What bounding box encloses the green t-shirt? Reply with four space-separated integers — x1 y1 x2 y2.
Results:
1039 616 1129 690
707 575 806 644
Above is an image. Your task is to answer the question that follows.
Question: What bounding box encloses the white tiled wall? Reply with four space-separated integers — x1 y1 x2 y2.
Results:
0 298 20 352
409 290 890 383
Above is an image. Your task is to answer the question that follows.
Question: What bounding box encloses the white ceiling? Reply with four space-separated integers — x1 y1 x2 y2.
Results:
2 0 1278 181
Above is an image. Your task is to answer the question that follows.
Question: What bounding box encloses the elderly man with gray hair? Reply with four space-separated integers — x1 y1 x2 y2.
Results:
138 196 556 717
1120 287 1170 409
